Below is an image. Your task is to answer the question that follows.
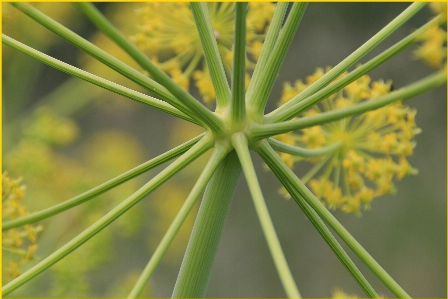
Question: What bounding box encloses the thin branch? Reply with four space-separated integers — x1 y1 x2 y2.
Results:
128 141 232 298
268 138 342 158
2 135 213 297
251 70 447 140
267 2 427 123
232 133 301 298
2 134 205 230
2 34 198 125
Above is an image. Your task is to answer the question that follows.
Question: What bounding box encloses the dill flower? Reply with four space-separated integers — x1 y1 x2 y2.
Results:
132 2 274 103
413 3 446 68
277 67 420 214
2 172 43 281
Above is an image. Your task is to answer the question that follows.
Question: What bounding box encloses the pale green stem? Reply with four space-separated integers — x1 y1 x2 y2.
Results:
256 140 379 298
190 3 231 111
255 141 409 298
268 138 342 158
301 155 332 185
248 2 308 118
2 135 213 297
2 34 198 125
251 70 447 140
246 2 289 104
2 134 204 231
231 133 301 298
230 2 248 124
267 2 427 123
128 141 232 298
72 2 227 133
11 2 228 132
172 151 241 298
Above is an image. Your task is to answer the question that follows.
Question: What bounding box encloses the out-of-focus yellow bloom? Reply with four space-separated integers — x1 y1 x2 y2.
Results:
276 67 420 214
414 5 446 68
132 2 275 103
2 172 44 282
332 288 358 298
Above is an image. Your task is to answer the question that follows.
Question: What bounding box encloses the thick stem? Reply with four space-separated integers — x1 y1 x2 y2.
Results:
172 151 241 298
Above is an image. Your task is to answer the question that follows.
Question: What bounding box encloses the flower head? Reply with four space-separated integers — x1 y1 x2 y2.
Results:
132 2 274 103
277 67 420 214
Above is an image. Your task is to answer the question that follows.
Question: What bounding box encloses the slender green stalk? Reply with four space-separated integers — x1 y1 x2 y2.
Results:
172 151 241 298
230 2 248 124
2 34 197 125
255 141 410 298
246 3 289 105
232 133 301 298
266 14 442 123
268 138 342 158
11 2 227 132
267 2 427 123
251 70 447 140
2 134 204 231
248 2 308 118
257 141 378 297
2 135 213 297
73 2 226 133
190 3 231 111
128 141 232 298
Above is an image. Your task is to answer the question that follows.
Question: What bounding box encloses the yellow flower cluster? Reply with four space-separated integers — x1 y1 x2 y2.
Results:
2 172 43 281
414 3 446 68
132 2 274 103
277 67 420 214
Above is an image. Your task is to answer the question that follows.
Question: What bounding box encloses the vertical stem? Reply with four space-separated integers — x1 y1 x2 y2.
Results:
190 3 231 111
232 134 301 298
230 2 247 124
172 151 241 298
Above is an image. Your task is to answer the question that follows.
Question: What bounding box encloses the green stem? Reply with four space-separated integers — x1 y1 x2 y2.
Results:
268 138 342 158
172 151 241 298
2 134 204 231
190 3 231 111
2 135 213 297
251 70 447 140
230 2 248 124
232 133 301 298
11 2 227 131
267 2 427 123
2 34 198 125
247 2 308 118
255 141 409 298
73 2 226 133
128 141 231 298
268 14 442 123
246 2 289 105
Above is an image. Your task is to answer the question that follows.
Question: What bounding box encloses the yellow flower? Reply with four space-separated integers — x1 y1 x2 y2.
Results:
132 2 275 102
277 67 420 213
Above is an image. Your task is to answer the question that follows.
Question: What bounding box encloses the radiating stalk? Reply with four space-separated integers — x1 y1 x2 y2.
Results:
172 151 241 298
230 2 248 124
2 34 197 125
128 141 231 298
268 138 342 158
11 2 227 132
255 141 410 298
266 13 442 123
73 2 225 133
2 134 204 230
247 2 308 118
251 70 447 140
2 135 213 297
190 3 231 111
232 133 301 298
246 2 289 105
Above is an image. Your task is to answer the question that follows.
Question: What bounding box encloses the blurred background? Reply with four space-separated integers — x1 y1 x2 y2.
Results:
2 2 446 298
